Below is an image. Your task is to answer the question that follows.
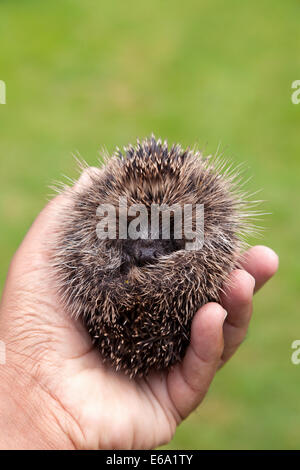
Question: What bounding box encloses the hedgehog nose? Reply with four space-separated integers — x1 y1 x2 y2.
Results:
136 246 157 265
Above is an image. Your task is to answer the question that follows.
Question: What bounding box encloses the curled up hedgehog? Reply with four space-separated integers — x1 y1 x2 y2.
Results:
51 136 257 377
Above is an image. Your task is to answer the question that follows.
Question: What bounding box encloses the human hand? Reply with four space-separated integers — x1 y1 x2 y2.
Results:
0 177 278 449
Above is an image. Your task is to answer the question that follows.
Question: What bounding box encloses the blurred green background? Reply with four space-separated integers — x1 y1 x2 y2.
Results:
0 0 299 449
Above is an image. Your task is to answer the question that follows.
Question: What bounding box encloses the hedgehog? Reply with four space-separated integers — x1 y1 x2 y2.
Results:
51 136 256 378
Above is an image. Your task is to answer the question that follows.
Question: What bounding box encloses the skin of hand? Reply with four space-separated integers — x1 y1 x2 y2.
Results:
0 172 279 450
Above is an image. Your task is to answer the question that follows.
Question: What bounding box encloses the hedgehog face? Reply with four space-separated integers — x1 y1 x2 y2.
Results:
119 237 184 270
110 206 186 271
52 137 251 377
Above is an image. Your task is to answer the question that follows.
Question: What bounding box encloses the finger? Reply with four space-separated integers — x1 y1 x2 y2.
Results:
239 245 279 293
219 269 255 367
167 303 226 420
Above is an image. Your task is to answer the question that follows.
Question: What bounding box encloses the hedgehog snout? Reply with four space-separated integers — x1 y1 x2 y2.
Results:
120 238 180 269
134 243 158 266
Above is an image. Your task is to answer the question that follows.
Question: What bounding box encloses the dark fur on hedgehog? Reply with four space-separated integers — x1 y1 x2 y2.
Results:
52 137 252 377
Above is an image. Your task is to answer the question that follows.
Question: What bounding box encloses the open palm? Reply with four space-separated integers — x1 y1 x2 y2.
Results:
0 188 278 449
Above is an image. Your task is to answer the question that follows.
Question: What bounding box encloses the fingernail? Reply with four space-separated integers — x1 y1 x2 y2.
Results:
223 309 228 322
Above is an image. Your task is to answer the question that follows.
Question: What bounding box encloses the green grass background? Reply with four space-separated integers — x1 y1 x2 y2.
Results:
0 0 299 449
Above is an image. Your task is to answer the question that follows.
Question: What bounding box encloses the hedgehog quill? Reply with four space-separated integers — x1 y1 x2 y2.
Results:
51 136 257 378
